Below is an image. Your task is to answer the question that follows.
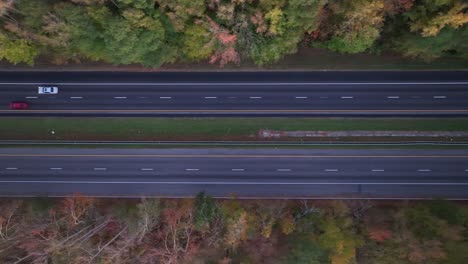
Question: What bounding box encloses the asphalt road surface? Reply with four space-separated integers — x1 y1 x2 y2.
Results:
1 71 467 116
1 148 467 199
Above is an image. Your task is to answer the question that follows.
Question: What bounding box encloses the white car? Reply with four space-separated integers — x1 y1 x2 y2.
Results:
38 86 58 94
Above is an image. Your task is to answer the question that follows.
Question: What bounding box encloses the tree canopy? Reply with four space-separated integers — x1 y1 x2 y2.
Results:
0 0 466 66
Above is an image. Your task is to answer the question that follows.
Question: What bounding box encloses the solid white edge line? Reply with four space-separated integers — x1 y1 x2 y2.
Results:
0 181 466 185
3 82 468 86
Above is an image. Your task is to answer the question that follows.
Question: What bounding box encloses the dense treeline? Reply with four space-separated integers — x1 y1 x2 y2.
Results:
0 0 467 67
1 194 467 263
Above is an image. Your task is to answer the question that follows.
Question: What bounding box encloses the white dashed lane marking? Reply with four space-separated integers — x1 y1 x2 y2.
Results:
387 96 399 99
231 169 245 171
325 169 339 172
277 169 292 172
372 169 385 172
93 168 107 171
160 97 172 99
186 168 199 171
433 96 447 99
250 96 262 99
70 97 83 99
295 96 308 99
25 96 38 99
140 168 154 171
50 168 62 170
418 169 431 172
114 97 127 99
341 96 353 99
5 167 18 170
204 97 217 99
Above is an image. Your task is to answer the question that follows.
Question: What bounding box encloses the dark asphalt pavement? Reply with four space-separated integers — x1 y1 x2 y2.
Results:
1 71 467 116
1 148 467 198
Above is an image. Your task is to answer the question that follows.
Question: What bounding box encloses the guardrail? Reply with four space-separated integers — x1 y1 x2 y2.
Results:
0 140 467 146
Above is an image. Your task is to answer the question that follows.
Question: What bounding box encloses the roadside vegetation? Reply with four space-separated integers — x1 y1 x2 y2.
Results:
1 117 467 141
0 0 466 67
0 195 467 263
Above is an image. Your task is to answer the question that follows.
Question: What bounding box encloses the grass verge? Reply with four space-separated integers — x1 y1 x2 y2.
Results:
1 117 468 141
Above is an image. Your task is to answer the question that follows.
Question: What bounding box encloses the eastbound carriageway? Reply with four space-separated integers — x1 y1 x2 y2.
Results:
0 71 468 116
1 148 468 199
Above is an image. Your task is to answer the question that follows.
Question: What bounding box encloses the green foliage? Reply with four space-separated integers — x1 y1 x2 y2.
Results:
360 241 412 264
318 217 363 264
283 235 328 264
325 27 380 54
54 4 175 67
194 192 219 230
404 205 444 239
249 31 301 65
285 0 327 33
116 0 156 10
404 0 467 37
391 26 468 61
24 197 56 219
158 0 206 31
322 0 385 53
182 24 214 60
427 200 467 225
0 33 39 65
442 241 468 264
16 0 51 31
111 200 140 233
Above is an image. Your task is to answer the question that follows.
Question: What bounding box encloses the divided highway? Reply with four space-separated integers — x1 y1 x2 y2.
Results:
1 71 468 116
1 148 467 199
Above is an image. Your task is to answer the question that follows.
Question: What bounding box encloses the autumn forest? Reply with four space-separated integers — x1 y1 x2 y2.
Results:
0 0 467 67
0 194 467 263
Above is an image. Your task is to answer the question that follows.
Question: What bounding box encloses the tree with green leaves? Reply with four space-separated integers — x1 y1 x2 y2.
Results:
194 192 219 230
0 32 39 65
283 235 328 264
321 0 386 53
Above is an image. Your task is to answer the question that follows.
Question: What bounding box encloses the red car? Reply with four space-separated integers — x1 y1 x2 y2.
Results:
9 101 29 110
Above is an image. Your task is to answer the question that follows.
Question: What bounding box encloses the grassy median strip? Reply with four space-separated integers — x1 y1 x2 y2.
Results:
1 117 468 141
